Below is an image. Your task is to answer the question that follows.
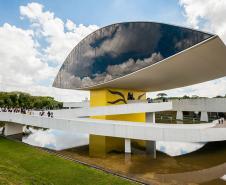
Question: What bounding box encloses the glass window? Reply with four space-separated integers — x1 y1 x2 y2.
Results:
53 22 212 89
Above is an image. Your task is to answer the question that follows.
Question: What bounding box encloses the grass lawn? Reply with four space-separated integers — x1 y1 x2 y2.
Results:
0 137 136 185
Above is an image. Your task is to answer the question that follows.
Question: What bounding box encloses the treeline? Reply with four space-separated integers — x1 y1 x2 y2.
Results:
155 93 226 100
0 91 63 109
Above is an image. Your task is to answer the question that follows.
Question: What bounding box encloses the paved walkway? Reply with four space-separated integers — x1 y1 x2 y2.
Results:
213 120 226 128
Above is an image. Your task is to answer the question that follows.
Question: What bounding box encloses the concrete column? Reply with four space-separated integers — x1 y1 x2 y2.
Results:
146 112 156 158
0 127 5 135
146 112 155 123
125 138 131 153
4 122 23 136
146 141 156 159
200 111 208 122
176 111 183 120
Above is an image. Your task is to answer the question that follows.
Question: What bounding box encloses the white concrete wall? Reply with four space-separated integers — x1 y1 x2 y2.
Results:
63 101 89 108
4 122 23 136
51 99 226 122
38 99 226 122
176 111 183 120
124 138 131 153
172 98 226 112
200 111 208 122
146 112 156 123
0 112 225 142
146 112 156 157
51 102 172 119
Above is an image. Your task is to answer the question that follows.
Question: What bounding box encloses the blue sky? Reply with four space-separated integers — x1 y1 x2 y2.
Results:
0 0 225 101
0 0 185 27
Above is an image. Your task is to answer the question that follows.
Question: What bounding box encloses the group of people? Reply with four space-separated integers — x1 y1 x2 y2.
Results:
146 98 153 103
218 118 224 124
39 111 54 118
0 107 54 118
127 92 167 103
0 107 29 114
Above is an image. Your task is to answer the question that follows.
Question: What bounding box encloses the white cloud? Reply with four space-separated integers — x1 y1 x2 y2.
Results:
23 128 57 149
0 2 98 102
65 19 76 31
55 52 163 89
148 77 226 98
0 23 56 87
20 2 98 65
179 0 226 43
157 141 205 156
0 82 89 102
23 128 89 150
0 1 225 101
151 0 226 99
107 52 163 77
221 175 226 181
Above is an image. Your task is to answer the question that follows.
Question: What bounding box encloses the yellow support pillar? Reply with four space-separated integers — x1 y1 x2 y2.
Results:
89 88 146 157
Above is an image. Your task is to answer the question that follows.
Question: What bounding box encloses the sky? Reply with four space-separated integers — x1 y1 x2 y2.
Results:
22 127 205 156
0 0 226 101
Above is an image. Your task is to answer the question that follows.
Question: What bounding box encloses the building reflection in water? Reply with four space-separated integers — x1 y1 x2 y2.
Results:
22 127 205 156
19 127 226 185
0 125 223 185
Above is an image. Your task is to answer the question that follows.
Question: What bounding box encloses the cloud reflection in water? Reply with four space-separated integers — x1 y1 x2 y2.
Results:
156 141 206 156
23 128 89 151
221 175 226 181
22 128 206 156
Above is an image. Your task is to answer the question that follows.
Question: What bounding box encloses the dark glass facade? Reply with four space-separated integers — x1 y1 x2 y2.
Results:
53 22 213 89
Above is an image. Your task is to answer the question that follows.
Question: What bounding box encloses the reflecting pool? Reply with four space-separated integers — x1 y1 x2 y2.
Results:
58 141 226 185
0 125 225 185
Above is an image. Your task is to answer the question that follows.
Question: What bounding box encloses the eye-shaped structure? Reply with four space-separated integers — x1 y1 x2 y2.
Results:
53 22 226 91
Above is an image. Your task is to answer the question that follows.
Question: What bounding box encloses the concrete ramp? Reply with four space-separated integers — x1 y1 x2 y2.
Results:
0 112 226 142
51 102 172 119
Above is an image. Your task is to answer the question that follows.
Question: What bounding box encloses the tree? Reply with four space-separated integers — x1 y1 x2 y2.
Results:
214 95 223 98
157 93 167 98
0 100 4 107
4 97 13 107
183 95 190 99
0 91 62 109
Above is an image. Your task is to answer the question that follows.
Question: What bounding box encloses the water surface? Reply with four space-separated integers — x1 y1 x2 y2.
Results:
1 125 225 185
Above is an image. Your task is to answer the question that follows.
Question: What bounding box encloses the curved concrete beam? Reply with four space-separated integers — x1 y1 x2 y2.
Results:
0 112 225 142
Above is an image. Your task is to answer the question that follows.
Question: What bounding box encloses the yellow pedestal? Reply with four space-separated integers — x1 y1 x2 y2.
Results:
89 88 146 157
